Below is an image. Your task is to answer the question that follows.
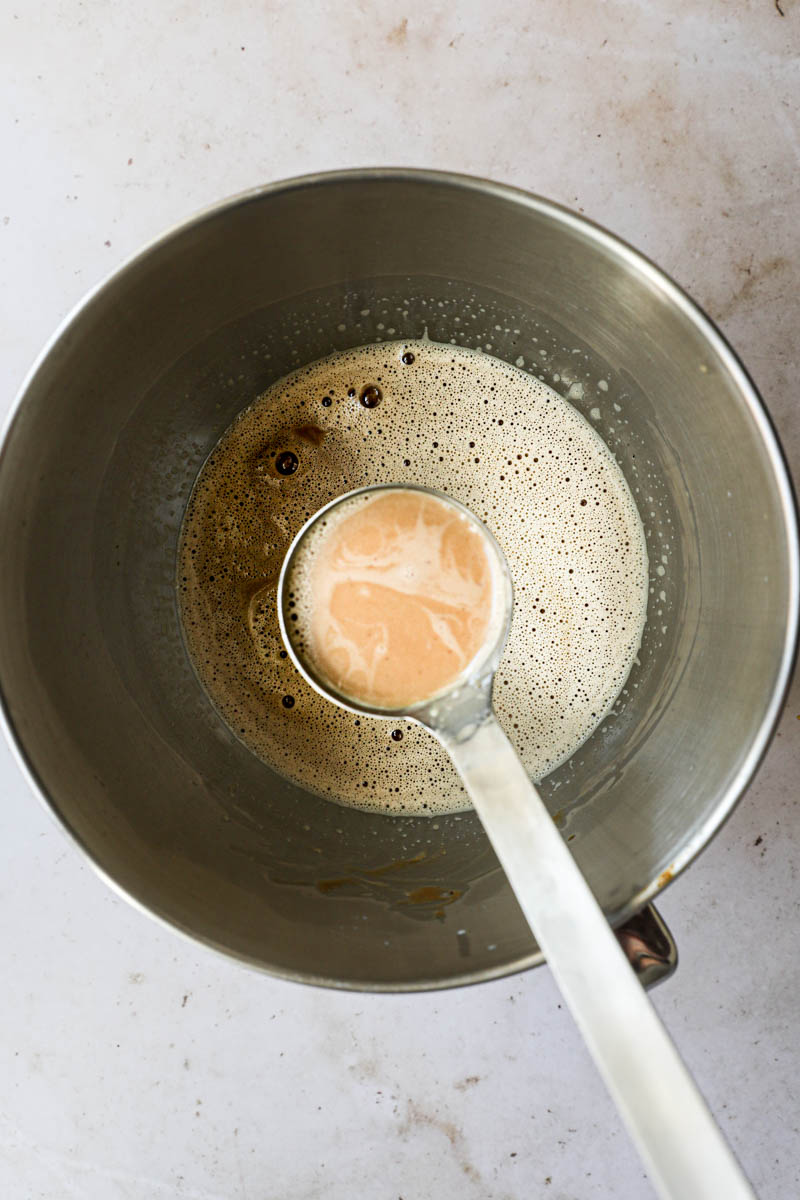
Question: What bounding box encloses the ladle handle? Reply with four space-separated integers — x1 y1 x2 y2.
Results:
437 713 755 1200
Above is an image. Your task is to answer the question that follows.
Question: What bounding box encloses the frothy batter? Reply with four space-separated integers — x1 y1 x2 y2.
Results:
287 488 499 709
178 339 648 815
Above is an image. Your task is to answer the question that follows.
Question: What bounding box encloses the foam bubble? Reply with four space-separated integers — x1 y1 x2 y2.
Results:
178 340 648 816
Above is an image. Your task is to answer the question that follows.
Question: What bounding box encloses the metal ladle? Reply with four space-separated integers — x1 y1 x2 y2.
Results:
278 483 755 1200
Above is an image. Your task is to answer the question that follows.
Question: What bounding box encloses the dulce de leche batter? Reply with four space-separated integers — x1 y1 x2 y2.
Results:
290 490 496 709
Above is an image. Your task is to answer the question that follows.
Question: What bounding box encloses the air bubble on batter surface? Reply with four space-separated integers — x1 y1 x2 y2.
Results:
178 340 649 816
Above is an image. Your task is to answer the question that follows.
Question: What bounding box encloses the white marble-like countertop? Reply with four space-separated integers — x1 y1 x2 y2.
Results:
1 3 798 1197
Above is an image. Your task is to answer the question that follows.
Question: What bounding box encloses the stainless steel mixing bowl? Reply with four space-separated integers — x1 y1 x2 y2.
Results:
0 170 796 990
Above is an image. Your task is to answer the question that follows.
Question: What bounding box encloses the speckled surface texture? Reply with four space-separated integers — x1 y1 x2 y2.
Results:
1 3 798 1197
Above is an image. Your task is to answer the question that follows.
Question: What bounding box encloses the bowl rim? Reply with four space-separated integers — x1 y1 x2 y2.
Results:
1 166 798 992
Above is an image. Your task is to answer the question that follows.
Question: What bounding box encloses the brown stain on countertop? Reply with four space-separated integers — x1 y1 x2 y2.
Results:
454 1074 481 1091
387 18 408 45
398 1100 482 1183
714 256 789 322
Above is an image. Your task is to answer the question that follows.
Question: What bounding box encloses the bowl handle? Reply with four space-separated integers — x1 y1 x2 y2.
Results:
616 904 678 989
